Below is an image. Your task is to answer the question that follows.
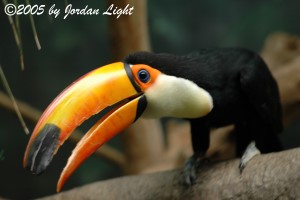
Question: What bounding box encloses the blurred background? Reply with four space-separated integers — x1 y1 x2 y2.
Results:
1 0 300 199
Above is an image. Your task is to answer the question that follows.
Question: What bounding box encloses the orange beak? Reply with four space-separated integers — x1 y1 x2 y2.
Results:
23 62 161 192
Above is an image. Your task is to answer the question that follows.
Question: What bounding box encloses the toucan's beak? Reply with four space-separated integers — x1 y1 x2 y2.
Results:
23 62 161 192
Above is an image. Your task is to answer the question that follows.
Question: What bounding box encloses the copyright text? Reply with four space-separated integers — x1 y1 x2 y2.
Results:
4 3 134 19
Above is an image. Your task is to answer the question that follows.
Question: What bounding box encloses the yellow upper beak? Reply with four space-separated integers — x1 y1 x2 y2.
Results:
23 62 160 191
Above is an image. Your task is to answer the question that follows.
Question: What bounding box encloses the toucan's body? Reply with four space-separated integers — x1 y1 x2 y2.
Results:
23 48 282 191
125 48 282 156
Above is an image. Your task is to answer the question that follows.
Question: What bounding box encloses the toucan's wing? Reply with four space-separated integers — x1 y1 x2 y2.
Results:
239 55 283 135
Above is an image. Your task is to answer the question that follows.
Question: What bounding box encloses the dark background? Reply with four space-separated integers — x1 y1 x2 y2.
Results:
1 0 300 199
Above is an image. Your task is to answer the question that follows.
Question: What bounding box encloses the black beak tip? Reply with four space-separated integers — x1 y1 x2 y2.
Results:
25 124 61 175
24 160 47 175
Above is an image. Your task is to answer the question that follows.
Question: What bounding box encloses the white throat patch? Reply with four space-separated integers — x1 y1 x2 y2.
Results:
142 74 213 119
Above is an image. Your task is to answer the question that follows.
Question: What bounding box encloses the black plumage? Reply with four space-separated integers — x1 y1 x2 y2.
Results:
125 47 282 161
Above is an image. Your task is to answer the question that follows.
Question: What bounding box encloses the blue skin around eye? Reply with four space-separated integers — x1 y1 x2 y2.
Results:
138 69 150 83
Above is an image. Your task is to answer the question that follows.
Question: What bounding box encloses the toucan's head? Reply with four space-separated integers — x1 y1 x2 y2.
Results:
23 52 213 192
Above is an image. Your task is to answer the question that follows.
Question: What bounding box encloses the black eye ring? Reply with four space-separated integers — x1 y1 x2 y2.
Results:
138 69 150 83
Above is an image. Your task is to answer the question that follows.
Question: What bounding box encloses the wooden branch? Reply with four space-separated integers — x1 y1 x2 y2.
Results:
107 0 165 174
260 32 300 70
0 90 126 167
40 147 300 200
261 32 300 126
107 0 150 61
272 57 300 125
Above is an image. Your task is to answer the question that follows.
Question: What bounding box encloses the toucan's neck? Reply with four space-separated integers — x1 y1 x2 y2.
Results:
142 73 213 119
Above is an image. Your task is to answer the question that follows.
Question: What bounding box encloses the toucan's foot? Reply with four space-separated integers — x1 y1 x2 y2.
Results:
184 152 209 186
239 141 261 172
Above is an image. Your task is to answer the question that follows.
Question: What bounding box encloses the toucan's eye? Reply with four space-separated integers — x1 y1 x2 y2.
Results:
138 69 150 83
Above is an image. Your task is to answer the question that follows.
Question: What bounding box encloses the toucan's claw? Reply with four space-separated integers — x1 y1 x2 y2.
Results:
183 152 210 186
184 156 198 186
239 141 261 173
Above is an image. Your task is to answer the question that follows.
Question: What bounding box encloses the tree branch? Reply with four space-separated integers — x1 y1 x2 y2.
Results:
40 147 300 200
107 0 165 174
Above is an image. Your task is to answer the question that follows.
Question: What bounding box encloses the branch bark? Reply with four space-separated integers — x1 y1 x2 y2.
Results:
261 32 300 126
40 147 300 200
107 0 150 60
107 0 165 174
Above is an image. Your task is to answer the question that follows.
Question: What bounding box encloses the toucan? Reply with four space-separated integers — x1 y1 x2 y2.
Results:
23 48 283 192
